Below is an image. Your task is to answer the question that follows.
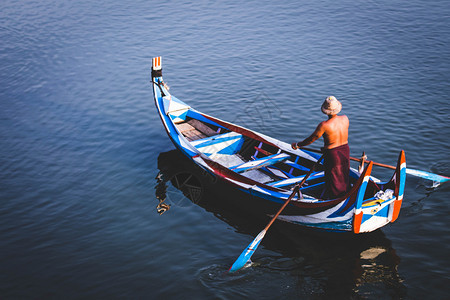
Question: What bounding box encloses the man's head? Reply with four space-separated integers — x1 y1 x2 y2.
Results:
321 96 342 115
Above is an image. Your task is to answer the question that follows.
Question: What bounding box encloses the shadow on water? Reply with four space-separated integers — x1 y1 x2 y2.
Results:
156 149 407 298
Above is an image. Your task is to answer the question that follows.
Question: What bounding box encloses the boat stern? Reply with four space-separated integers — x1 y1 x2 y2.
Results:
353 150 406 233
353 161 374 233
389 150 406 223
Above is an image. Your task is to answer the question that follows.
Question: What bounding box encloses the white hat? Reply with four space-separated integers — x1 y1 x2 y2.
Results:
321 96 342 115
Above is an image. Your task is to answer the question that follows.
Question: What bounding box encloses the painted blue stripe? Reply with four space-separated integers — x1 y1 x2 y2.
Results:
268 172 323 187
169 110 188 121
194 134 242 148
355 180 368 210
284 161 310 172
289 156 300 175
301 150 322 160
361 204 389 223
217 138 244 155
328 196 354 218
232 154 289 173
300 181 325 191
230 153 286 169
186 110 225 129
399 167 406 196
375 203 390 218
361 213 372 223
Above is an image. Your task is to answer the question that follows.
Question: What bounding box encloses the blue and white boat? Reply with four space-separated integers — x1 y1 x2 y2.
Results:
151 57 406 233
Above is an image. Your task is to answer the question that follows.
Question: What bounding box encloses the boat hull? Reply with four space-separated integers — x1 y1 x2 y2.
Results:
151 57 406 233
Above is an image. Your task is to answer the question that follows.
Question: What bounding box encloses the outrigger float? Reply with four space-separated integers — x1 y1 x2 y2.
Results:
151 57 406 234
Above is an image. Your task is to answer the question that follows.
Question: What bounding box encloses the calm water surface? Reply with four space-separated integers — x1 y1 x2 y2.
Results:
1 0 449 298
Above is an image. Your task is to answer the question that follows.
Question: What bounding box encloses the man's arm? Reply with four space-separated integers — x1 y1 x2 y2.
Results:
292 122 325 149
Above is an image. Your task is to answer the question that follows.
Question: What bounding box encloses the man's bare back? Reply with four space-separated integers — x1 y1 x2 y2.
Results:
319 115 349 149
291 114 348 150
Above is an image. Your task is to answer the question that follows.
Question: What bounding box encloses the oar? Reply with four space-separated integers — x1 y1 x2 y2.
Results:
300 147 449 183
229 155 324 273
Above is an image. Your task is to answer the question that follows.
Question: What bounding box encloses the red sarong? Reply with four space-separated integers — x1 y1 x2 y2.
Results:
323 144 350 199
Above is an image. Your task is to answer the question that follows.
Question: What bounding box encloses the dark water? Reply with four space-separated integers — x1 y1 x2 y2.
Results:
1 0 449 298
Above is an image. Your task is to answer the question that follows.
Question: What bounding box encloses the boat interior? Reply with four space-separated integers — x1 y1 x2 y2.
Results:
172 113 361 199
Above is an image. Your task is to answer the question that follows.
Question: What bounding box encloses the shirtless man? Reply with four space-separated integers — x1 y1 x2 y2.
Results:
291 96 350 199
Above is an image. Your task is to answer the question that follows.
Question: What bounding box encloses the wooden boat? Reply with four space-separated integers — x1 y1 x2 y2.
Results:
151 57 406 233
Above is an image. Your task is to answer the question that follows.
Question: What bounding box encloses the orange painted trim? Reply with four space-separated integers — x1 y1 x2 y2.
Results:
153 56 162 69
353 211 363 234
390 199 402 223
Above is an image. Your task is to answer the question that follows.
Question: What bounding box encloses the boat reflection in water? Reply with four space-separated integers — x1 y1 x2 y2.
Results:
155 149 407 298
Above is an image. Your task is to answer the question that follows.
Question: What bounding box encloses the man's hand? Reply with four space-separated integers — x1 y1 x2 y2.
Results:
291 142 298 150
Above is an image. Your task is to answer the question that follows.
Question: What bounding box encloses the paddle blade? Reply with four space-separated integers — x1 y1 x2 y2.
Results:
406 168 450 183
229 230 267 273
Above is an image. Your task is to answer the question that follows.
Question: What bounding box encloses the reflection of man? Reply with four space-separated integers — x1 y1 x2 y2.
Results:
291 96 350 199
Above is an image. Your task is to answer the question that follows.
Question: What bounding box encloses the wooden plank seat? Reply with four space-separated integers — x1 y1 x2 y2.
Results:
177 122 207 141
187 119 217 136
176 119 218 141
230 153 290 173
267 171 325 188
